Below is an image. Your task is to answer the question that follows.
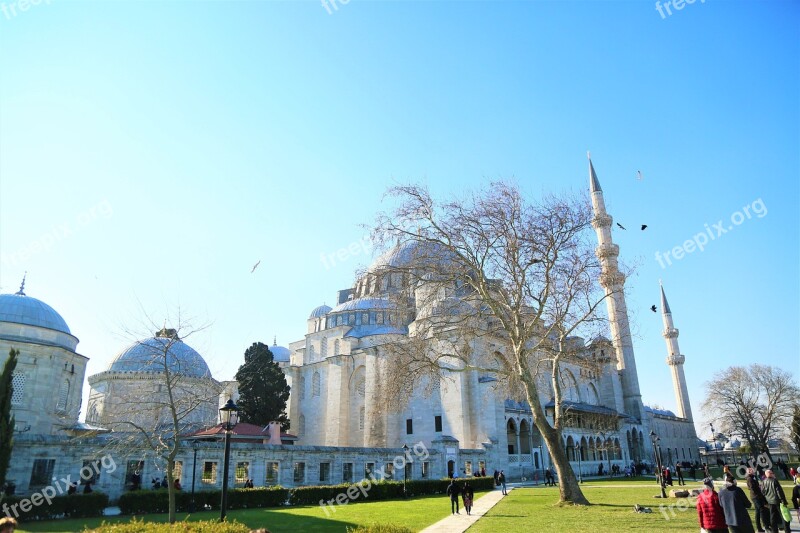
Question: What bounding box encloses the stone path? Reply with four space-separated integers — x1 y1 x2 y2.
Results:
418 487 509 533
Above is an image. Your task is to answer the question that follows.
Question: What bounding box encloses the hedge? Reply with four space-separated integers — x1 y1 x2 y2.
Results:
1 492 109 521
84 517 257 532
117 487 289 514
115 476 496 515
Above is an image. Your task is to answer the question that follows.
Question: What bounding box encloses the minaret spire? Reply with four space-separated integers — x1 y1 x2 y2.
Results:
15 272 27 296
588 156 643 421
660 282 693 421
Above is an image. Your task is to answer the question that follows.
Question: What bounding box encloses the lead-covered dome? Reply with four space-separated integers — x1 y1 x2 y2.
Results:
108 328 211 378
0 292 71 334
308 305 331 319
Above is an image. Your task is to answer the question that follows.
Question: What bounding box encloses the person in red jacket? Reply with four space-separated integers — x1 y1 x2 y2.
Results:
697 477 728 533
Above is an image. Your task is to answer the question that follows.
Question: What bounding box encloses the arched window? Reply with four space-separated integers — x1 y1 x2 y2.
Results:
308 344 316 360
506 419 517 455
334 339 340 356
312 372 321 397
299 414 305 436
566 436 575 461
10 373 25 405
321 337 328 357
519 420 531 454
580 436 589 461
298 376 306 400
560 369 580 403
359 407 365 430
56 380 70 412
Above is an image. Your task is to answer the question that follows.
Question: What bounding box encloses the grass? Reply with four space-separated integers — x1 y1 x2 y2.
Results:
16 490 490 533
468 479 799 533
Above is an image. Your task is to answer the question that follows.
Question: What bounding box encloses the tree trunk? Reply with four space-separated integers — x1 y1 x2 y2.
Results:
167 458 176 524
540 423 589 505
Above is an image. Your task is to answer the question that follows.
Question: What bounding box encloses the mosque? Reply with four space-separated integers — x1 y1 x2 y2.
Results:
0 159 698 500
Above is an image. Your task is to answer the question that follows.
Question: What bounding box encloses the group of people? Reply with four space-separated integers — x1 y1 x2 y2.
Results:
446 479 475 515
150 477 181 490
697 468 800 533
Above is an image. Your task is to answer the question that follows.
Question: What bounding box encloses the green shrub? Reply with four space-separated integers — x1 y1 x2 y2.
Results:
83 517 255 532
1 492 108 521
346 525 413 533
117 487 288 515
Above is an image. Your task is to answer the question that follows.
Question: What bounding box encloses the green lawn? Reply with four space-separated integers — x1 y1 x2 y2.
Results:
16 490 491 533
468 479 799 533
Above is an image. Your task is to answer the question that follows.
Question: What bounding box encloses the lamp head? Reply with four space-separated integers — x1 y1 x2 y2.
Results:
219 398 240 427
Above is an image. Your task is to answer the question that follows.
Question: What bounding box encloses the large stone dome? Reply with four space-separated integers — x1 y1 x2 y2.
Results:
0 292 71 335
108 328 212 378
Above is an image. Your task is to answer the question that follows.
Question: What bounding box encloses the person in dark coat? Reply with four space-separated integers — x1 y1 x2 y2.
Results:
675 463 685 486
761 470 790 533
462 482 474 515
746 467 771 532
791 477 800 524
498 470 507 495
719 474 755 533
446 479 461 514
82 481 93 494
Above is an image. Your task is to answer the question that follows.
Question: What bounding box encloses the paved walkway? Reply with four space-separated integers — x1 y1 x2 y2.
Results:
418 487 509 533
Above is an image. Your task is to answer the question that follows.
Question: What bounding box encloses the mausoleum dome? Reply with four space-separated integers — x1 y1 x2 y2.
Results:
108 328 212 378
0 292 71 335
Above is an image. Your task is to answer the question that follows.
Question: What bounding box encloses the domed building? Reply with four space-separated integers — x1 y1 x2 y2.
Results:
87 327 220 430
0 279 87 435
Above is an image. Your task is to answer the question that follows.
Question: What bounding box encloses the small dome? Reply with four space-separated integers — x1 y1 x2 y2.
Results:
330 297 396 313
0 292 71 334
269 343 291 362
108 328 211 378
308 305 332 319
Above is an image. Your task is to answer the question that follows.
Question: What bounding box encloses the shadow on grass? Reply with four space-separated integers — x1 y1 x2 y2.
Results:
17 509 361 533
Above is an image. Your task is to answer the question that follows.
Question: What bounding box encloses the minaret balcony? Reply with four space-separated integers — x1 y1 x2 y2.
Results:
595 243 619 260
599 271 626 289
591 214 612 230
662 328 679 339
666 353 685 365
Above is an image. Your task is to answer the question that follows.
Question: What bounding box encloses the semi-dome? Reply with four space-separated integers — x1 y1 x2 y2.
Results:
0 291 71 335
308 305 332 319
108 328 212 378
330 296 396 313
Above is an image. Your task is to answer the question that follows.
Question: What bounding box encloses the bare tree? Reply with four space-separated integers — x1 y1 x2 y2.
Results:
93 313 220 523
366 181 620 505
703 364 799 464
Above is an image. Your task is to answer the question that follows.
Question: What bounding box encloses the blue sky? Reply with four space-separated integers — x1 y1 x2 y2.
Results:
1 0 797 440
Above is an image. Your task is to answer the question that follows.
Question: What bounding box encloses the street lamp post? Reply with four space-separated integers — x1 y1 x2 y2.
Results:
189 440 200 513
649 431 667 498
709 423 720 465
219 399 240 522
402 444 409 498
537 445 544 485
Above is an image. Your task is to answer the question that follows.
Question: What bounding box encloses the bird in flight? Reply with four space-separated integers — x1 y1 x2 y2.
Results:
650 305 657 313
637 170 643 180
251 260 261 273
641 224 648 231
616 223 627 230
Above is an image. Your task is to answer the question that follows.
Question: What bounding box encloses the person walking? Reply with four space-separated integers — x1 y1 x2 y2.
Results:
746 467 771 532
446 479 461 515
462 481 474 515
675 463 685 486
791 476 800 524
498 470 507 495
719 473 755 533
697 477 728 533
761 470 790 533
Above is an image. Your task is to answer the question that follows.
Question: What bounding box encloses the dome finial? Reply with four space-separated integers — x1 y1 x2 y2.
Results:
273 335 277 346
15 272 27 296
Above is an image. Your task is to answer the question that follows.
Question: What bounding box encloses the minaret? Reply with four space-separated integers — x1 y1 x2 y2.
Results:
660 282 693 421
588 154 643 421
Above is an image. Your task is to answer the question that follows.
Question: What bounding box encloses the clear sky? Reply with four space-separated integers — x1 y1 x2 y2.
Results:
1 0 797 441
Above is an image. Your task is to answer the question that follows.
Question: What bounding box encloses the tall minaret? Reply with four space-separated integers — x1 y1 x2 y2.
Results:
588 154 643 421
660 282 693 421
